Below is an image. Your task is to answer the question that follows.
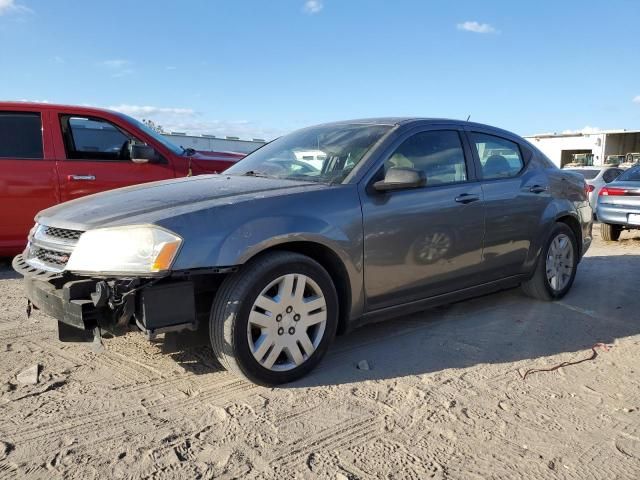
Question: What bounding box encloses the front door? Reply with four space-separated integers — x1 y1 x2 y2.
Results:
53 113 175 202
0 109 59 255
361 128 486 311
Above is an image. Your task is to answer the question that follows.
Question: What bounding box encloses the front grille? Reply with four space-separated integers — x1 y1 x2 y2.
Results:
31 246 71 267
44 226 83 241
25 223 84 272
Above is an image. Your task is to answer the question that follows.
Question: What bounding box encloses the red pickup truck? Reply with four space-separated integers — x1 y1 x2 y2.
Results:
0 102 244 256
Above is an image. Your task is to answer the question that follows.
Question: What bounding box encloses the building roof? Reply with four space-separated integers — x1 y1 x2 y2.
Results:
525 129 640 139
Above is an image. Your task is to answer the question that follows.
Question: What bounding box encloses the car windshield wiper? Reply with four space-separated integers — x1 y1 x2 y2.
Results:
241 170 273 178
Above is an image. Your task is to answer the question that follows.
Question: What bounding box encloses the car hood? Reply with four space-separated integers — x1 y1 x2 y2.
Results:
36 175 326 231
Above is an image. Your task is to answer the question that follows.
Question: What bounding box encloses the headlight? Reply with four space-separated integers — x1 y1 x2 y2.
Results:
65 225 182 275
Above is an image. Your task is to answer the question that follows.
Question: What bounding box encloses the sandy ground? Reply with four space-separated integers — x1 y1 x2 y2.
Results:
0 225 639 479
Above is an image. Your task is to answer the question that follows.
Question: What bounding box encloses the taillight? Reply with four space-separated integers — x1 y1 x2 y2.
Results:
587 184 595 193
600 186 628 196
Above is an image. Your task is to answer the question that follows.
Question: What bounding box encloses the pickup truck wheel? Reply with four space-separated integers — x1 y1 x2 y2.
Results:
521 223 578 301
210 251 338 385
601 223 621 241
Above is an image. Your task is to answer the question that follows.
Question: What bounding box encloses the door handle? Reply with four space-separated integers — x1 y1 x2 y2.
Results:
68 175 96 181
529 185 548 194
455 193 480 204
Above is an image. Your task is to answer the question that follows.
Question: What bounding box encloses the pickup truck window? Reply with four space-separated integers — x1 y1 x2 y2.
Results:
0 111 44 159
61 115 134 161
119 113 183 156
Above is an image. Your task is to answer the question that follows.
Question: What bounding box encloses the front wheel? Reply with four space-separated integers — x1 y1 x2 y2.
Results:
521 223 578 301
210 251 338 385
601 223 621 241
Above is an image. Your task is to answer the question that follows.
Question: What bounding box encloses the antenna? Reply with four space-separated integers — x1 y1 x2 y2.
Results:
466 115 471 122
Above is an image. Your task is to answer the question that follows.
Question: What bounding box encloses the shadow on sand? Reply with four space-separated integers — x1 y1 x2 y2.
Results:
170 254 640 385
0 258 19 280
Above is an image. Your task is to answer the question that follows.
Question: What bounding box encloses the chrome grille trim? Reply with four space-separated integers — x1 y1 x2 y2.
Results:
25 223 85 273
44 226 83 241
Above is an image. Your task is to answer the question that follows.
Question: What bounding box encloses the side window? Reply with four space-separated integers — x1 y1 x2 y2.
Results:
61 115 133 161
603 169 622 183
471 132 524 179
385 130 468 185
0 111 44 159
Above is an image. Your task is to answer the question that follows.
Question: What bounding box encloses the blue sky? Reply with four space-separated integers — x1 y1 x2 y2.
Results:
1 0 639 139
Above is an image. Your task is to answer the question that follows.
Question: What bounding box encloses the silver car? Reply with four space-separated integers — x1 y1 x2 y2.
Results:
563 166 623 215
13 118 593 384
597 165 640 240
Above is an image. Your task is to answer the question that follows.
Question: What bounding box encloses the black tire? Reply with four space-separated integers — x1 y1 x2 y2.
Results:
521 223 578 301
601 223 621 241
210 251 339 385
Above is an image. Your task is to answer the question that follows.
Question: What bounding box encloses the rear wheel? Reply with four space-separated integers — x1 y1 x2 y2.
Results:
601 223 621 241
210 251 338 385
521 223 578 301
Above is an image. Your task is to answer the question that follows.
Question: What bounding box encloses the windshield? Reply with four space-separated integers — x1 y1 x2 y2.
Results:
617 166 640 181
114 112 183 155
225 124 393 183
565 169 600 179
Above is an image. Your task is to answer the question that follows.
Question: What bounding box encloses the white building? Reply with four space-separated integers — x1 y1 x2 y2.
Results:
162 133 266 155
524 129 640 167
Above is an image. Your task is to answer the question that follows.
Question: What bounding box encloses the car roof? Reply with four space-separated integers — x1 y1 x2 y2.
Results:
292 117 526 138
0 101 122 117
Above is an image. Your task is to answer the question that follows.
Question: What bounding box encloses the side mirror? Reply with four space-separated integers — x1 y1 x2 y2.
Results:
373 167 426 192
129 142 156 164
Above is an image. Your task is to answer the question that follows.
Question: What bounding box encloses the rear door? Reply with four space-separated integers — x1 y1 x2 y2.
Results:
0 108 58 255
361 127 486 310
466 129 552 280
52 112 176 202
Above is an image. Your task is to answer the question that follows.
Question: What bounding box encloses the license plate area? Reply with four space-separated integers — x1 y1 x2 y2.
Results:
628 213 640 225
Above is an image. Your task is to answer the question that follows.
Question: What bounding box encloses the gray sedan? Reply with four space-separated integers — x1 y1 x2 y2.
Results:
597 165 640 240
13 118 593 385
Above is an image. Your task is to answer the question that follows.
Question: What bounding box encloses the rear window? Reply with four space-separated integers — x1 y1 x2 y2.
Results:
0 111 44 159
617 166 640 182
564 169 599 180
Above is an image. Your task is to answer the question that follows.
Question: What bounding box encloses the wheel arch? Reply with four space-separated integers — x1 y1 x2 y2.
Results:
555 213 583 257
243 240 353 335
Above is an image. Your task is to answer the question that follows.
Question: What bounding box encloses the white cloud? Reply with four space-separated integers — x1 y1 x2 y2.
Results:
107 104 283 140
457 21 497 34
100 59 130 69
303 0 323 14
633 95 640 104
561 126 602 134
108 104 195 116
0 0 32 15
166 65 177 71
98 59 134 77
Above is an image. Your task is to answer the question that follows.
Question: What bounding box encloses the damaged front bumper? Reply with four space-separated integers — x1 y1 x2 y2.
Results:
13 254 197 344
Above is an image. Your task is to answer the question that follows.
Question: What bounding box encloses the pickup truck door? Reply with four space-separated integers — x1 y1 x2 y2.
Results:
52 112 176 202
0 108 59 255
361 127 486 311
